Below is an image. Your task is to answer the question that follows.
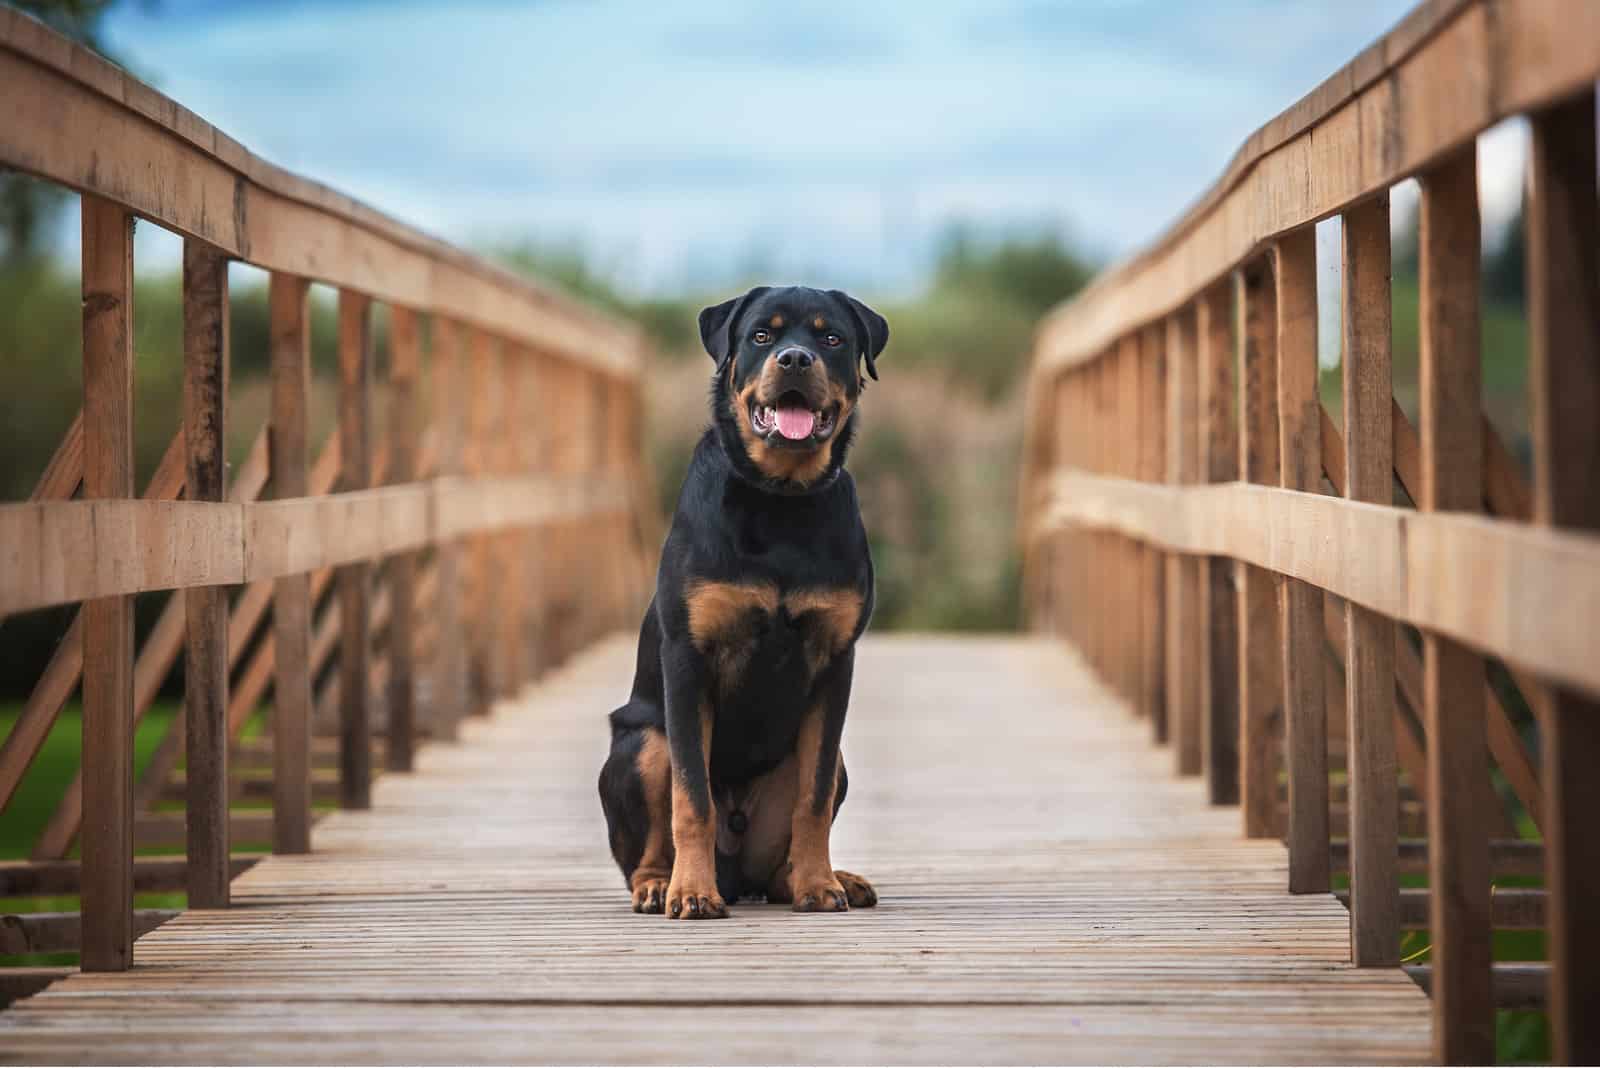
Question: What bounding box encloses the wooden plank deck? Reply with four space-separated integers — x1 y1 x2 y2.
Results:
0 635 1432 1065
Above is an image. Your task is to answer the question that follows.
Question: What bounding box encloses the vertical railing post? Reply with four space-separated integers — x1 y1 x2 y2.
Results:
1165 308 1201 775
1341 193 1398 966
1237 258 1281 840
1196 281 1238 805
337 291 374 808
387 307 421 772
500 344 530 695
269 273 313 854
1106 343 1131 702
1275 227 1329 894
1138 327 1167 735
181 238 232 907
1417 144 1492 1065
431 319 466 742
1527 92 1600 1066
79 195 136 972
466 327 502 708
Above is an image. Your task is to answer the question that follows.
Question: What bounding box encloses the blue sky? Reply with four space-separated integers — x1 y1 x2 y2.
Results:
99 0 1527 297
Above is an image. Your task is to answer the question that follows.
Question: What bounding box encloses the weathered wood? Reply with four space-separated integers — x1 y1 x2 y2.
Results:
78 194 135 973
430 318 467 742
1336 888 1545 932
1236 259 1280 840
0 11 642 380
1340 193 1398 968
1405 963 1549 1011
1416 145 1492 1064
0 909 177 955
1032 0 1600 373
1195 282 1238 805
0 637 1435 1065
1331 837 1543 878
0 856 261 898
337 291 375 810
0 969 72 1009
1164 308 1202 776
1274 227 1328 895
182 237 232 910
386 307 421 772
26 410 85 502
269 272 314 855
134 812 289 851
1140 329 1166 737
1527 90 1600 1068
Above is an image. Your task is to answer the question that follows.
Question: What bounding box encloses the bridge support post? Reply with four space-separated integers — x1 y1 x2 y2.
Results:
1528 91 1600 1067
1196 283 1238 806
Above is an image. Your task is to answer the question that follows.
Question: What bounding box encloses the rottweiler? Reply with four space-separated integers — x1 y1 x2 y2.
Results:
597 285 888 919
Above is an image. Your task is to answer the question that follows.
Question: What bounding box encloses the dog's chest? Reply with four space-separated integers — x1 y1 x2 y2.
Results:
685 579 861 687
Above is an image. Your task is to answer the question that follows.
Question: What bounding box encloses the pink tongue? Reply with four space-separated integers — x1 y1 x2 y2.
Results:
774 405 816 440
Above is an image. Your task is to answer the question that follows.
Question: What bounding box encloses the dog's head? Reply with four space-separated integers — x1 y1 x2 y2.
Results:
700 285 889 493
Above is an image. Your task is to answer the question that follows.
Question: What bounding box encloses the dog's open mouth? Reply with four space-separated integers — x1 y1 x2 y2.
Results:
750 390 837 444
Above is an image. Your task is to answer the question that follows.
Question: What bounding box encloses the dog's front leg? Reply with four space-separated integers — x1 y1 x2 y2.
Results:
662 639 726 919
788 646 854 912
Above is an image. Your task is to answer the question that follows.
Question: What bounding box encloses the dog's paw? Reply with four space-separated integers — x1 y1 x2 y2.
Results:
834 870 877 909
791 873 850 913
665 876 728 919
631 876 668 914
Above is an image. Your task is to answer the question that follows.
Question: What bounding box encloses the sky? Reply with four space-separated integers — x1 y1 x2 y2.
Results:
96 0 1529 298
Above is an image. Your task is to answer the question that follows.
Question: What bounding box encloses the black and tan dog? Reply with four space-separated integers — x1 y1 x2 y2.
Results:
598 285 888 919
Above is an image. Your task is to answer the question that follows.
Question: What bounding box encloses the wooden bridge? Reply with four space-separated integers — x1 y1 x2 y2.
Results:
1 1 1597 1064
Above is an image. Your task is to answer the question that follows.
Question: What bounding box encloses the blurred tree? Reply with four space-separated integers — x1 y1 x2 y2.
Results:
0 0 119 262
931 225 1094 317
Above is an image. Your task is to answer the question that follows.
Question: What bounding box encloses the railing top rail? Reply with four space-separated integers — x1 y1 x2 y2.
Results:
1032 0 1600 376
0 7 642 378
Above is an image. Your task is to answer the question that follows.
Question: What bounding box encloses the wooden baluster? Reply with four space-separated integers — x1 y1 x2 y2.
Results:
466 327 501 707
500 344 529 695
1417 144 1492 1064
181 238 231 907
269 273 314 853
1140 326 1167 737
1527 92 1600 1066
1100 350 1120 693
1341 193 1398 966
1275 228 1329 894
1166 307 1201 775
1237 258 1281 840
337 291 374 808
431 319 466 742
387 307 421 772
1196 281 1239 805
79 195 135 972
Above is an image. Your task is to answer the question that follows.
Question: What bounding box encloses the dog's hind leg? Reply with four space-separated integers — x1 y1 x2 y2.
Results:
598 724 674 913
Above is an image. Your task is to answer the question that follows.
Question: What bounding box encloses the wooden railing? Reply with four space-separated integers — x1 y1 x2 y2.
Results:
1019 0 1598 1063
0 9 653 985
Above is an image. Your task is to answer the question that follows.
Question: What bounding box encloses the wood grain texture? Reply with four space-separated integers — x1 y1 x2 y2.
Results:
1236 260 1280 840
1340 194 1398 967
385 307 421 773
1273 228 1328 896
1164 309 1202 776
1031 0 1600 374
1416 145 1492 1064
0 11 642 380
1526 90 1600 1068
0 636 1432 1066
181 238 232 909
1195 282 1238 805
337 291 374 811
269 272 315 855
78 194 136 974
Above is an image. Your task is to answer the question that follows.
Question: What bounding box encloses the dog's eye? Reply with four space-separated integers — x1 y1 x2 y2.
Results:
752 329 773 345
821 333 844 348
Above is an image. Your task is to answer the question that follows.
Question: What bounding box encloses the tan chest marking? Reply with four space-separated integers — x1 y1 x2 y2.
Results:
685 580 780 651
784 588 864 674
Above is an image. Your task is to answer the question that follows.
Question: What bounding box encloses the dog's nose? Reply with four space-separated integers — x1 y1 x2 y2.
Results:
775 347 814 371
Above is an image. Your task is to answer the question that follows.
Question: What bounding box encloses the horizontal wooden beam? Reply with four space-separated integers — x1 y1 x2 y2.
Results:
0 10 642 379
0 855 262 897
1406 962 1548 1010
134 812 299 850
0 968 71 1008
1033 0 1600 373
1336 887 1546 930
1 909 176 955
0 475 631 615
1034 469 1600 697
1331 838 1543 878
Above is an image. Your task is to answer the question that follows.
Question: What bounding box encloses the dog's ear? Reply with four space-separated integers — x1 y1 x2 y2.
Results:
698 286 770 372
829 290 889 381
